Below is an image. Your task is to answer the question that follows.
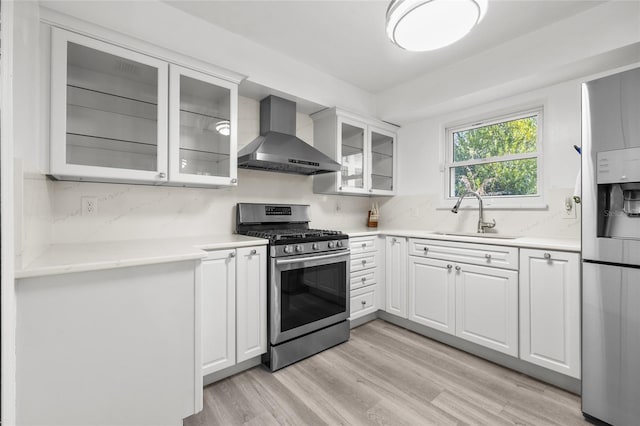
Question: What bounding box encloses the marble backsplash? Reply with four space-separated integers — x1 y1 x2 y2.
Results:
376 189 581 240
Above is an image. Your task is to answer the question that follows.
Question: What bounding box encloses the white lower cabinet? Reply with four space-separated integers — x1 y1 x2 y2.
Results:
519 249 581 378
201 245 266 377
385 236 408 318
349 236 381 320
408 256 455 334
202 250 236 375
455 263 519 356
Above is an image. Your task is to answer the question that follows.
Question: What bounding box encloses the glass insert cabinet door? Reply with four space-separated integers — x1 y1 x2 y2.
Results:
369 127 395 193
339 118 366 193
50 28 169 183
168 64 238 186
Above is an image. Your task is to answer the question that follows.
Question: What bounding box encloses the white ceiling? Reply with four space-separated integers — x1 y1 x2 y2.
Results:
167 0 604 94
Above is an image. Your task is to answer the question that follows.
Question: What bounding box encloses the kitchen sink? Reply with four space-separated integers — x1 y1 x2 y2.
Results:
431 232 520 240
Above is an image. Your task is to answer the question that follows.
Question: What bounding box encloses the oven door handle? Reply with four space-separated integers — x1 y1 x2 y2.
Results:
275 250 350 265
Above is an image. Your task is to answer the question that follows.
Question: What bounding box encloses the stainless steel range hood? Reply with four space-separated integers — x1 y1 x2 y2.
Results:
238 96 341 175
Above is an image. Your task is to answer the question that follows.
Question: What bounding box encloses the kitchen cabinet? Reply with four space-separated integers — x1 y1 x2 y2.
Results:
201 245 266 377
311 108 397 196
407 238 518 357
519 249 580 378
455 262 519 356
408 256 455 334
349 236 382 320
385 236 408 318
236 246 267 363
16 261 201 425
49 27 239 187
201 249 236 375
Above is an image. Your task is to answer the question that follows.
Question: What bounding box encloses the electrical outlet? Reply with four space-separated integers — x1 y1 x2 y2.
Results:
82 196 98 216
563 196 576 219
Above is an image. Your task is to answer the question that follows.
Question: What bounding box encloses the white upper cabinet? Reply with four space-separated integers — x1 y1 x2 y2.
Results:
50 28 169 184
312 108 398 196
168 64 238 187
49 27 239 187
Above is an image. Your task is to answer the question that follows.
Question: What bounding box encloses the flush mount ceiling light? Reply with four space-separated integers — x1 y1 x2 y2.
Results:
386 0 488 52
215 120 231 136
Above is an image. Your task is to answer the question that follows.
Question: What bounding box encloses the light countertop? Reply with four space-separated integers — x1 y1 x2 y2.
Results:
347 229 580 252
17 228 579 279
16 234 268 279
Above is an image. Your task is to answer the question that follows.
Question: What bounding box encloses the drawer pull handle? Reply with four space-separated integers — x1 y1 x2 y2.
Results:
229 252 236 258
250 249 257 255
423 247 429 253
544 253 551 260
362 243 367 248
447 264 453 270
361 277 367 282
485 254 492 260
455 265 461 271
361 300 367 306
362 260 367 265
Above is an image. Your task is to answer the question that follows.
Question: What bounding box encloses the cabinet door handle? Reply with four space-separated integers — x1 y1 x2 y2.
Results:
231 178 238 184
158 172 166 178
455 265 461 271
447 264 453 270
369 189 373 192
338 186 343 190
391 238 397 244
485 254 492 260
361 300 367 306
544 253 551 260
229 252 236 258
250 249 257 255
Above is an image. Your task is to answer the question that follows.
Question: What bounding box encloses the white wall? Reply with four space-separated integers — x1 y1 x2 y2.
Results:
376 80 583 239
42 96 372 246
378 1 640 124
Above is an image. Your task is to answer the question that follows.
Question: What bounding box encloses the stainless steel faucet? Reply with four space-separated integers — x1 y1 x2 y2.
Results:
451 191 496 233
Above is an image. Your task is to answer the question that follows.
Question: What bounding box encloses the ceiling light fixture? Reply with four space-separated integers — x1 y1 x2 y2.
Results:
215 120 231 136
386 0 488 52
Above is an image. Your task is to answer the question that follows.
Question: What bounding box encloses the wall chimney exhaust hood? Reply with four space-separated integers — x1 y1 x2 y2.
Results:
238 96 341 175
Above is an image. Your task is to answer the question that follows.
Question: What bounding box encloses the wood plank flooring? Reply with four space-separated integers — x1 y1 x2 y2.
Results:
184 320 587 426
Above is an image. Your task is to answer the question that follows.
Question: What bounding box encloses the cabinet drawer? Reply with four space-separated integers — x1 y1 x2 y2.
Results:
350 269 377 291
409 238 518 270
350 236 377 255
350 252 377 273
350 286 377 319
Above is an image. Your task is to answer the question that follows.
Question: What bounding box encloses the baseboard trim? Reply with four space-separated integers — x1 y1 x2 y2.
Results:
203 356 262 387
377 311 581 395
349 312 379 328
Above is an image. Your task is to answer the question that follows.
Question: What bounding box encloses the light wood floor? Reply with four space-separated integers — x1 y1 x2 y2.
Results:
184 320 588 425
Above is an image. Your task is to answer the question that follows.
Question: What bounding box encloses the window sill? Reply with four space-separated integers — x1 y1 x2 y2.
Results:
437 201 549 211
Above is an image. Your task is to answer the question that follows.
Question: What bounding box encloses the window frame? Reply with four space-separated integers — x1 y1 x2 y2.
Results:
443 107 544 209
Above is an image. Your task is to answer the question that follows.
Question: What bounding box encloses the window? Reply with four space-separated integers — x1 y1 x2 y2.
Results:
445 108 542 203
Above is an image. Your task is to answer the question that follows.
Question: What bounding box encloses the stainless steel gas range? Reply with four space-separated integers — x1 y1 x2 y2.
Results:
236 203 350 371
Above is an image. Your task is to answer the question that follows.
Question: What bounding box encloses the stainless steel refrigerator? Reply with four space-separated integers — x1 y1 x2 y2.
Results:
582 67 640 425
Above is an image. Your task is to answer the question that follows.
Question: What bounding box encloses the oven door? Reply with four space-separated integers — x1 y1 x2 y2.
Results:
271 250 350 345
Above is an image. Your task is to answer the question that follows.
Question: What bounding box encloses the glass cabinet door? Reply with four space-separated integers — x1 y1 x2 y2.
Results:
168 64 237 186
50 28 168 182
339 119 367 193
369 127 395 193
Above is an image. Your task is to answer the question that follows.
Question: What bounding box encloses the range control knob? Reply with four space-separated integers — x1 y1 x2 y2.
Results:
283 246 292 254
312 243 319 250
295 245 304 253
328 241 336 249
337 240 344 247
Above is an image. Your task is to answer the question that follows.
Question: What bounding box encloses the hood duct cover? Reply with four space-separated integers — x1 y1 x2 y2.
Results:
238 96 341 175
